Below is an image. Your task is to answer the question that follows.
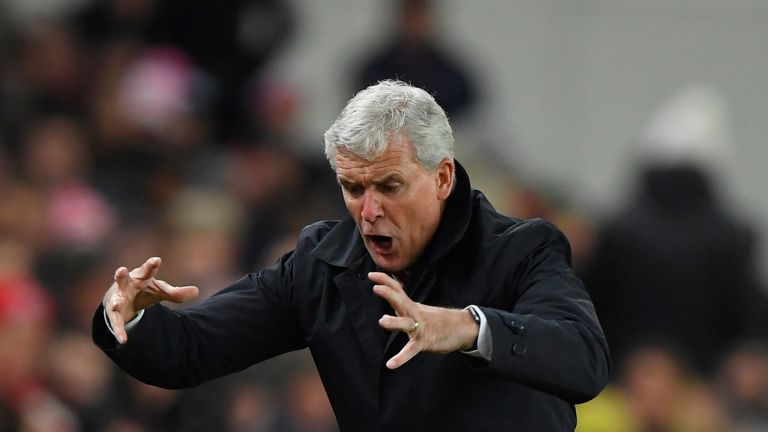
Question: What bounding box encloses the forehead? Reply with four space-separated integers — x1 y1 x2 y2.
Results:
335 139 422 180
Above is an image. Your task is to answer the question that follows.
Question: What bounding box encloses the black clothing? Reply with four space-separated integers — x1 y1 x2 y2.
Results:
584 165 768 374
94 162 609 431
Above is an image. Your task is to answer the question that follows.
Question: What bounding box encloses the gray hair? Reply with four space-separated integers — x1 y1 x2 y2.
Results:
323 80 454 171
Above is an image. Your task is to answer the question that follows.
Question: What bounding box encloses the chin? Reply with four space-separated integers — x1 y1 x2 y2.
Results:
371 256 405 273
373 261 398 273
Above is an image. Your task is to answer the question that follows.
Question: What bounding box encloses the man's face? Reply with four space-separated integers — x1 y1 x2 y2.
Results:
335 137 453 272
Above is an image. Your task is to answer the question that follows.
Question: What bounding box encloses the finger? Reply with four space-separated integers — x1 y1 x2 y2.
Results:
368 272 406 294
106 297 128 344
386 339 422 369
372 283 412 316
130 257 162 281
378 314 418 333
154 279 199 303
114 267 130 292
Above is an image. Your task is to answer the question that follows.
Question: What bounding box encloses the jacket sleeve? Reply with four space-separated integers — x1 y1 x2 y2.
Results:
478 220 611 404
92 251 307 389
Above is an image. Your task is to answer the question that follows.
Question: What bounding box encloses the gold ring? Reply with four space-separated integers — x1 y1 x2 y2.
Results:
409 321 420 333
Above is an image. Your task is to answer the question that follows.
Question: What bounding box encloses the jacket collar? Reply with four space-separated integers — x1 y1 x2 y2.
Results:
310 160 474 271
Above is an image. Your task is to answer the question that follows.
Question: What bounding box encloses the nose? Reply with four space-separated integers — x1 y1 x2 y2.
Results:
360 190 383 223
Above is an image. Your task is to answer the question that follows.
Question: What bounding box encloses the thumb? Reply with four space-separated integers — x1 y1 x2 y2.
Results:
155 279 199 303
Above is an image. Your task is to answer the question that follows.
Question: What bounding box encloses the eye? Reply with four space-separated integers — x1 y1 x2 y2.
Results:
380 182 401 195
343 183 364 197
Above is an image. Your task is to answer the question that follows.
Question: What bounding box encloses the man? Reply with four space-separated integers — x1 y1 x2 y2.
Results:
94 80 610 430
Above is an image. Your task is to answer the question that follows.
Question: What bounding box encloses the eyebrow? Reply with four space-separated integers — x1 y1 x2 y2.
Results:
337 178 357 188
337 174 404 187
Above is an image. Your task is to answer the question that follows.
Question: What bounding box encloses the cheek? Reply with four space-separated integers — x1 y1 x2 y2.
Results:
343 195 358 211
410 185 440 218
404 197 437 231
343 198 360 220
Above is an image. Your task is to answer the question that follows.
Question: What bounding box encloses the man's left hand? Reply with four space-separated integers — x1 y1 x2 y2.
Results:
369 272 480 369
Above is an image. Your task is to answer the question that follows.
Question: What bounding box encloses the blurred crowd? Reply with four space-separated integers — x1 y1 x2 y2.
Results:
1 1 767 431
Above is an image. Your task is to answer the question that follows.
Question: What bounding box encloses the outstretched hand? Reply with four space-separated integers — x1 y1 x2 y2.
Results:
103 257 199 344
369 272 479 369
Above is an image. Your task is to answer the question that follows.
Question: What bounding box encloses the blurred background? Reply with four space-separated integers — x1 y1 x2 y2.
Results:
1 0 768 431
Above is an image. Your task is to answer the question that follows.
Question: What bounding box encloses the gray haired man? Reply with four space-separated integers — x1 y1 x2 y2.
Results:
95 80 610 431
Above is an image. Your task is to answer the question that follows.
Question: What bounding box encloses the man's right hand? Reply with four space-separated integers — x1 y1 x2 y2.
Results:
103 257 199 344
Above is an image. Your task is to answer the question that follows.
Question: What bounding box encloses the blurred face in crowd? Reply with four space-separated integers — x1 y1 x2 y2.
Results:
335 137 453 272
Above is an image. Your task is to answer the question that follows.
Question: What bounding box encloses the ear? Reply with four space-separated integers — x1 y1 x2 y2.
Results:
435 158 454 201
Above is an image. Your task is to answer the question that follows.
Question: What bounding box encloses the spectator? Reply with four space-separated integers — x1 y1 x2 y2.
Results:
717 341 768 431
620 344 731 432
354 0 479 120
583 85 768 374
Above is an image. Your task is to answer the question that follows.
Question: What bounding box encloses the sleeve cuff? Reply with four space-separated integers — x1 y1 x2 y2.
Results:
461 305 492 361
103 308 145 339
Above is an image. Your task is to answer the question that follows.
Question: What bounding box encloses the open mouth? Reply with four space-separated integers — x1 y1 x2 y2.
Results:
367 235 393 251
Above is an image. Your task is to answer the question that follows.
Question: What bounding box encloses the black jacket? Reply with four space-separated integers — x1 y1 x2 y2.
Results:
583 165 768 374
93 163 610 431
